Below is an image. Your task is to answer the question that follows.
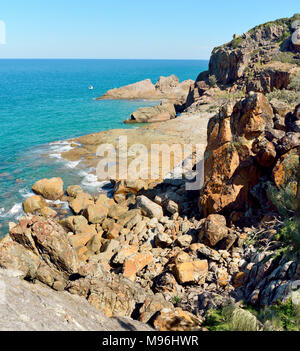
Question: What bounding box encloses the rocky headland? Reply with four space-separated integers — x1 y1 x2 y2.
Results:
1 15 300 331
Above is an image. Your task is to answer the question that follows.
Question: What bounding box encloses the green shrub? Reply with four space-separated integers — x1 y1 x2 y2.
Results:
208 75 217 87
267 182 300 218
171 295 182 305
274 219 300 252
204 300 300 331
266 89 300 105
231 37 244 49
259 300 300 331
272 52 300 66
288 72 300 91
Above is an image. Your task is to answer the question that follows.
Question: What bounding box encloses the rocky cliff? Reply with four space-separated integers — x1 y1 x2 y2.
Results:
186 14 300 111
210 14 300 88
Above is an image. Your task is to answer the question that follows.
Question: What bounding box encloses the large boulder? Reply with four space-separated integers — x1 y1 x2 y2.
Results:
9 216 79 276
125 103 176 124
32 177 64 200
23 195 47 214
69 192 94 214
199 214 229 247
207 16 300 92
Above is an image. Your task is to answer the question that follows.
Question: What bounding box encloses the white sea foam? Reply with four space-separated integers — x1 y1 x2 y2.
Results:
66 160 81 169
8 203 23 216
48 140 73 159
19 188 34 199
0 208 4 216
48 153 63 159
0 203 24 220
78 169 110 188
45 199 69 210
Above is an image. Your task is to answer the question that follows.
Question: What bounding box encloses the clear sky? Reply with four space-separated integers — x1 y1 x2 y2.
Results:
0 0 299 59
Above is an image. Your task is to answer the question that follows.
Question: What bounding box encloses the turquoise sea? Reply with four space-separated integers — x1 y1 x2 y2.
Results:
0 59 208 236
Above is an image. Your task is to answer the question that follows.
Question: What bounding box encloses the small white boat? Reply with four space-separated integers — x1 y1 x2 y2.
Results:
88 85 94 90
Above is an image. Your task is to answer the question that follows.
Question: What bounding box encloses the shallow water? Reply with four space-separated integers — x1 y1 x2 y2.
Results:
0 59 208 236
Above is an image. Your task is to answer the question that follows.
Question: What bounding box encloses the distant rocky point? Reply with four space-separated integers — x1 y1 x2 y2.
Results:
97 75 194 104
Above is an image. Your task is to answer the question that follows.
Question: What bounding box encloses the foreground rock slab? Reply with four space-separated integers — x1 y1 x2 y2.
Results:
0 269 153 331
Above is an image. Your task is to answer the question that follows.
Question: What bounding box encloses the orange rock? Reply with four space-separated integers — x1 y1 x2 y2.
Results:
39 207 57 218
174 259 208 284
217 268 229 287
199 93 273 216
233 271 246 288
84 203 108 224
32 177 64 200
23 195 47 214
106 222 123 239
113 245 138 265
256 141 277 167
273 147 300 189
123 252 153 281
69 192 94 214
75 246 89 261
174 251 191 265
200 214 229 247
69 232 94 249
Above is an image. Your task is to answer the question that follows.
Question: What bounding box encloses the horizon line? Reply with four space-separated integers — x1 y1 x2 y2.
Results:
0 58 210 61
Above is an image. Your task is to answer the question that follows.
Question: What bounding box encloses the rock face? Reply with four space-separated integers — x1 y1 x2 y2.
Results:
98 75 194 104
124 102 176 123
199 93 300 219
209 15 300 89
32 177 64 200
0 269 153 331
238 251 300 307
199 93 275 216
185 15 300 110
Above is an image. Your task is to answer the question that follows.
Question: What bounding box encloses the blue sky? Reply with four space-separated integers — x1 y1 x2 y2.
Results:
0 0 299 59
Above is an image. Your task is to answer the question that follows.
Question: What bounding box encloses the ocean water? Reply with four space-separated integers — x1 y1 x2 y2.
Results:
0 59 208 236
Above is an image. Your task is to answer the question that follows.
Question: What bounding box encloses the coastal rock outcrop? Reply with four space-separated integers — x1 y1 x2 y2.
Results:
124 102 176 123
98 75 194 104
185 14 300 111
209 15 300 88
